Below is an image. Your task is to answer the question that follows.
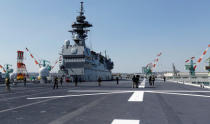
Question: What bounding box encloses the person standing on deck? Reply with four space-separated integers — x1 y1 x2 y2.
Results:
5 78 11 91
149 76 152 86
53 76 59 89
132 75 136 88
151 75 155 86
98 77 102 87
60 77 63 86
75 76 78 87
163 76 166 82
116 77 119 85
136 75 140 88
24 77 27 87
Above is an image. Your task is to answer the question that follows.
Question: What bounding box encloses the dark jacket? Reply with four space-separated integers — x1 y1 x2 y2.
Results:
98 77 102 82
132 76 136 82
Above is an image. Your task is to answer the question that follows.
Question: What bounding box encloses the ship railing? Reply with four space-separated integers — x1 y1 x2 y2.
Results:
170 77 210 86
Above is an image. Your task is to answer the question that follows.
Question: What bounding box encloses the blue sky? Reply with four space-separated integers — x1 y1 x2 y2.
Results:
0 0 210 73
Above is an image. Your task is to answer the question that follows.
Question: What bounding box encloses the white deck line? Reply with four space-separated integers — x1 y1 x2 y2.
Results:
169 80 210 89
111 119 140 124
27 91 133 100
146 91 210 98
0 99 52 113
139 78 146 88
128 91 144 102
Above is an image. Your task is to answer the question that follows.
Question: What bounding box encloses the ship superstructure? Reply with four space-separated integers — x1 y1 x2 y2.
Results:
60 2 114 81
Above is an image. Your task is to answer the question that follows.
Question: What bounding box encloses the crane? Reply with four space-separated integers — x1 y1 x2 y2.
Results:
185 57 196 77
0 64 13 79
205 57 210 76
143 52 162 76
143 63 153 76
172 63 179 77
185 44 210 77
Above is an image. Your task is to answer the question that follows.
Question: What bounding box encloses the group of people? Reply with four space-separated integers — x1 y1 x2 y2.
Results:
3 75 165 91
54 76 104 89
97 76 120 87
4 77 27 91
4 76 64 91
149 75 156 86
132 75 140 88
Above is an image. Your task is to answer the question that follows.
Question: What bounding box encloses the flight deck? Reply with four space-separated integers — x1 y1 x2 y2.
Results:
0 79 210 124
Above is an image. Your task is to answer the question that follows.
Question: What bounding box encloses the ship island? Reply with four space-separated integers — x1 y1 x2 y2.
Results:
59 2 114 81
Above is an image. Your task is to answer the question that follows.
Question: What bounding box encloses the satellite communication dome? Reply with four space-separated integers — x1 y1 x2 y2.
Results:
64 40 70 46
39 67 50 77
74 34 80 40
71 47 77 54
10 73 16 80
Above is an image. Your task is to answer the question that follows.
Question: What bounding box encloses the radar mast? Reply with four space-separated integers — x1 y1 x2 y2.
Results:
69 2 92 46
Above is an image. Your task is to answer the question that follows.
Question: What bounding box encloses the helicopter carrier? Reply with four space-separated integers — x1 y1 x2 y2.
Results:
60 2 114 81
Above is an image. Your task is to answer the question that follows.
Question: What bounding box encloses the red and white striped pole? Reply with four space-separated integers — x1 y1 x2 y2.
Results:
153 52 162 68
0 65 6 72
51 56 62 71
185 57 195 63
25 48 41 68
194 44 210 70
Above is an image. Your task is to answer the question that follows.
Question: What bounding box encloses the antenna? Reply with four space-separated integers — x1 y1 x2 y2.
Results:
89 30 93 50
80 1 84 16
172 63 177 76
87 29 93 50
105 50 107 58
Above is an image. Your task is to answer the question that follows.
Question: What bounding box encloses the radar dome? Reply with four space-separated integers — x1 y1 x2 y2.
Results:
74 34 80 40
64 40 70 46
39 67 50 78
71 47 77 54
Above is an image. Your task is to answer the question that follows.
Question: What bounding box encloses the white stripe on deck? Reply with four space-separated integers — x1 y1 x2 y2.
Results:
27 91 133 100
139 78 146 88
111 119 140 124
146 91 210 98
0 99 52 113
128 91 144 102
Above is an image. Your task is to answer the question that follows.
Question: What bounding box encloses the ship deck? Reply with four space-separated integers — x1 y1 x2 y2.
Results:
0 79 210 124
